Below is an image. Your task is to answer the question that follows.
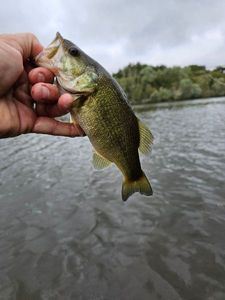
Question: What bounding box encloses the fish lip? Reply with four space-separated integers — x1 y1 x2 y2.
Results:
56 32 63 42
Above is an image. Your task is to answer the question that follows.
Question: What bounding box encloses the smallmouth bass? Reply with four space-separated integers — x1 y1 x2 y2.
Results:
35 32 154 201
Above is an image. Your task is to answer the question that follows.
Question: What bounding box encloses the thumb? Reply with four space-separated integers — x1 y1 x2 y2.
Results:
2 32 43 60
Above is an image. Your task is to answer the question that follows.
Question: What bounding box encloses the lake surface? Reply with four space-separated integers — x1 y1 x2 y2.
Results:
0 98 225 300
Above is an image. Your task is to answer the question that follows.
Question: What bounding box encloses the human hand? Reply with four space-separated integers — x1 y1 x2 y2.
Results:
0 33 83 138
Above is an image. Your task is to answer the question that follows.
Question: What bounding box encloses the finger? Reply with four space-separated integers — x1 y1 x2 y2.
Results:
58 93 75 112
29 67 54 84
32 117 85 137
2 33 43 59
35 94 74 117
31 83 59 103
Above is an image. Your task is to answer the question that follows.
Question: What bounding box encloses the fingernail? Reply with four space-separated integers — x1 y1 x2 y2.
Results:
41 85 50 99
37 72 45 82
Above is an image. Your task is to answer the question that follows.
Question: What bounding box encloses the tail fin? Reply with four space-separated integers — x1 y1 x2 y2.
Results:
122 172 153 201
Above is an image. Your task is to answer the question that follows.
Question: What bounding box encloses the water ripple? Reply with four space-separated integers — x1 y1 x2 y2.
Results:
0 98 225 299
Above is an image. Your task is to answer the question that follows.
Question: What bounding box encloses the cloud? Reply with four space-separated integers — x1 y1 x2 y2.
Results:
1 0 225 71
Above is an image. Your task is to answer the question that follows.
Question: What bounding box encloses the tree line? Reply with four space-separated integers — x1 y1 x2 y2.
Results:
113 64 225 104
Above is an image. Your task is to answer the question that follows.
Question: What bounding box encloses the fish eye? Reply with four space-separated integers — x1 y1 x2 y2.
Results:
69 47 79 56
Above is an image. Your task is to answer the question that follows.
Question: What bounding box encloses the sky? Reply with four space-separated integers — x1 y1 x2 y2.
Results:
1 0 225 72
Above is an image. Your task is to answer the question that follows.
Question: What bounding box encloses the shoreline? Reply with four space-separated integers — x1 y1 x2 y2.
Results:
132 96 225 111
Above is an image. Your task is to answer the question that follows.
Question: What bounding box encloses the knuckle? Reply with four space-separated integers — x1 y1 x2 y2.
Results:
25 32 37 40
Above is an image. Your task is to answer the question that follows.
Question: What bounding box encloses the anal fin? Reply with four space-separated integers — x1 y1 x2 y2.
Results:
70 113 78 125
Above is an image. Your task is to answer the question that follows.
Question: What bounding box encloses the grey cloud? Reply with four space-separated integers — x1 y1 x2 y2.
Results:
1 0 225 71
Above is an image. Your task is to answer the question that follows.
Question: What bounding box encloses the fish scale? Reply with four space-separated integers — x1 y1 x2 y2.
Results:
35 32 154 201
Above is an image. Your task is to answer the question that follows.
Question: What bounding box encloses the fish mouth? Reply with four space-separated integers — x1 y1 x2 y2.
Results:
35 32 63 74
35 51 60 74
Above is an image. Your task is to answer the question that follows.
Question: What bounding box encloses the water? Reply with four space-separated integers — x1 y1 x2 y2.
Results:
0 98 225 300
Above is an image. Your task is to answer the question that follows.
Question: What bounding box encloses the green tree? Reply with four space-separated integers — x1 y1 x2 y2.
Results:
113 63 225 103
177 79 202 99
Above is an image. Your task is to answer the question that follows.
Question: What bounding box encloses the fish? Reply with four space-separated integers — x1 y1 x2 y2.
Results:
35 32 154 201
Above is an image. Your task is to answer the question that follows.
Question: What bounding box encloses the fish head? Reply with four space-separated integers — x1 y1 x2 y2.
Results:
35 32 98 94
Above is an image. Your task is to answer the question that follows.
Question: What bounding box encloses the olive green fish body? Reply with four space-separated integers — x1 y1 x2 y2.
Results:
35 32 153 201
74 74 142 180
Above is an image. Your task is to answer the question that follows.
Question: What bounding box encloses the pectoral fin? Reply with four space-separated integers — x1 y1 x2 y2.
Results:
92 151 111 169
70 113 76 124
138 119 154 155
69 112 85 136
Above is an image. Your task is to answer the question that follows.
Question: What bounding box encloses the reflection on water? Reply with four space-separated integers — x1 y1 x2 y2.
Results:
0 98 225 300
